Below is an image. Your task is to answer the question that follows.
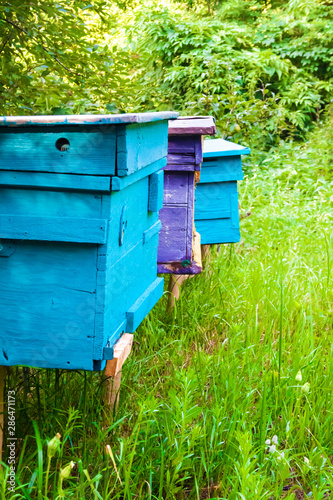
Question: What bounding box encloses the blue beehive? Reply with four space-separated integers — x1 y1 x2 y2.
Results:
0 112 177 371
194 138 251 245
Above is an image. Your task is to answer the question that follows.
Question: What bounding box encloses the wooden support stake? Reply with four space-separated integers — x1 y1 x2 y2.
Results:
167 231 202 311
103 334 134 413
201 244 211 268
167 274 189 312
0 366 7 467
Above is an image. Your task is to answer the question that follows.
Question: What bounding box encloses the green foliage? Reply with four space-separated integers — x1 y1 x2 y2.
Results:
124 0 333 146
1 0 332 149
0 0 129 115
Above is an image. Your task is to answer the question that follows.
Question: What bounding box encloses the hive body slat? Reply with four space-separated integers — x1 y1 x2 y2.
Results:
0 126 117 175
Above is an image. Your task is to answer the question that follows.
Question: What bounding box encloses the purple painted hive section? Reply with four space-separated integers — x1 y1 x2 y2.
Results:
157 116 216 274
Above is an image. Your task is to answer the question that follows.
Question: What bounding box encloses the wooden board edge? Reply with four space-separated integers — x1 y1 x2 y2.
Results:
104 333 134 377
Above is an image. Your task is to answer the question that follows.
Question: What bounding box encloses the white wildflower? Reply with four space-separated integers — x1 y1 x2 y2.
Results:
272 435 278 445
295 371 302 382
304 457 310 465
265 439 271 445
301 382 310 394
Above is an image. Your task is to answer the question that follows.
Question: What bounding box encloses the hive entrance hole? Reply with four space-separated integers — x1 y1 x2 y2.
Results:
55 138 70 152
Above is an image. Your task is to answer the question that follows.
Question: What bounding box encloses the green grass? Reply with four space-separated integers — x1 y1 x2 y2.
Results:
1 115 333 499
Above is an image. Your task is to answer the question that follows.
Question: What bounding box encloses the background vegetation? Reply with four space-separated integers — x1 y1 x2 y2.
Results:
0 0 333 498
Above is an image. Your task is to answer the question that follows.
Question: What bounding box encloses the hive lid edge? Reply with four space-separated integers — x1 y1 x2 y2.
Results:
168 116 216 135
0 111 179 127
203 138 251 156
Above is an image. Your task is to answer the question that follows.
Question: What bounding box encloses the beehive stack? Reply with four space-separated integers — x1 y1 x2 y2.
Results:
157 116 216 274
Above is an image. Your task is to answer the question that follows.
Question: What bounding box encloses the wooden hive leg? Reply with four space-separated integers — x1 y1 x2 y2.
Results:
103 334 134 415
201 244 211 268
167 274 189 312
167 230 202 312
0 366 7 467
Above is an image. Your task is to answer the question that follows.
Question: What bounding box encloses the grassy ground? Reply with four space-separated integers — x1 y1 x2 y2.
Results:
1 115 333 499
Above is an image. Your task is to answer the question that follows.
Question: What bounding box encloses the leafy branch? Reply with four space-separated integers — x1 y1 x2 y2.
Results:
1 17 81 76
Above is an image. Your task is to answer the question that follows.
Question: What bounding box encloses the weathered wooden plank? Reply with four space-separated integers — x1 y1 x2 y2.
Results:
195 181 236 221
203 138 251 158
166 153 200 166
104 333 134 374
103 332 135 412
0 241 97 370
111 158 166 192
168 116 216 135
143 220 162 244
163 172 189 205
160 227 202 275
195 219 240 244
158 205 188 263
163 163 201 172
0 170 111 192
168 136 196 153
0 127 117 175
0 215 107 243
195 183 240 245
192 230 202 270
148 170 164 212
97 177 158 271
1 187 102 219
0 112 178 127
187 172 195 262
102 320 127 360
116 121 169 177
200 157 243 183
195 136 203 165
94 234 162 359
126 278 164 332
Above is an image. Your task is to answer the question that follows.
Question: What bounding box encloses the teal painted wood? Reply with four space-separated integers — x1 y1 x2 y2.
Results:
194 138 251 245
0 171 111 192
117 121 169 176
127 277 164 332
195 182 240 243
148 171 164 212
94 231 161 360
1 187 102 219
199 157 243 183
202 138 251 158
0 127 117 175
0 112 176 370
0 215 107 243
97 176 158 271
143 220 162 244
103 320 126 360
111 158 166 192
0 112 178 127
0 241 97 370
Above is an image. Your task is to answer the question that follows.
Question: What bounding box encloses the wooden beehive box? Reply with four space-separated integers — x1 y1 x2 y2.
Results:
157 116 216 274
195 138 251 245
0 112 177 371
